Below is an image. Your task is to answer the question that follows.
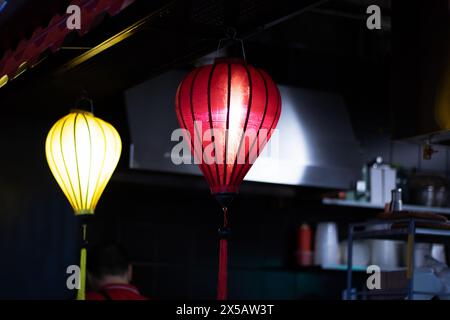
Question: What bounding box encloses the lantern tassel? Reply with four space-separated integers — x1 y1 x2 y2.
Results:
217 207 229 300
77 222 88 300
77 247 87 300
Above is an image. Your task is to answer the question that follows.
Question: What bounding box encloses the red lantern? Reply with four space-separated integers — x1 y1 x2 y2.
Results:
175 58 281 299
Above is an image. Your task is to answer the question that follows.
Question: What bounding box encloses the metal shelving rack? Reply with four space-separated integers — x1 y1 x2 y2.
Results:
346 218 450 300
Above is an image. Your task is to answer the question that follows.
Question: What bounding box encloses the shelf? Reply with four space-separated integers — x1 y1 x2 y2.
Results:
350 289 450 300
347 218 450 300
322 198 450 215
264 265 368 273
133 262 366 273
352 289 408 298
321 264 367 272
351 225 450 243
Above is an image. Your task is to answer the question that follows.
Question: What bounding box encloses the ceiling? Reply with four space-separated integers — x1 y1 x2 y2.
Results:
0 0 391 121
0 0 394 182
0 0 28 26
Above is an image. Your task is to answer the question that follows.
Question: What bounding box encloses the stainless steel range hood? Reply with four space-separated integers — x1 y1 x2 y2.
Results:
125 69 363 190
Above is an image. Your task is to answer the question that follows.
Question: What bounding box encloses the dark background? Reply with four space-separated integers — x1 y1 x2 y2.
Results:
0 0 449 299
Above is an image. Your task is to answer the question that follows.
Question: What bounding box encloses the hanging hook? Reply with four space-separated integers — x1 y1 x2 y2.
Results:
75 89 94 114
215 27 247 62
239 39 247 62
216 39 225 56
225 27 237 40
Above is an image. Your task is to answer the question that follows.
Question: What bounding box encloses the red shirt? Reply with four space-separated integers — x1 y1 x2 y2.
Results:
86 284 147 300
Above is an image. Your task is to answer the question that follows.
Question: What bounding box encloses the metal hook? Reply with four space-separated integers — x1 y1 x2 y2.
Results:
76 89 94 114
239 39 247 62
225 27 237 40
215 36 247 62
216 38 225 56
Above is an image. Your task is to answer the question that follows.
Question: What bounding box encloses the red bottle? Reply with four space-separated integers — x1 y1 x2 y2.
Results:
297 223 313 266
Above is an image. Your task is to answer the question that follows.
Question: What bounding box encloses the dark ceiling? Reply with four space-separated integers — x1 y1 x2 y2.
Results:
0 0 391 125
0 0 29 27
0 0 395 188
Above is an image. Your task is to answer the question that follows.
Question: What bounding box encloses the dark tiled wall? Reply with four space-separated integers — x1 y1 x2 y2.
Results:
0 116 79 299
92 182 367 300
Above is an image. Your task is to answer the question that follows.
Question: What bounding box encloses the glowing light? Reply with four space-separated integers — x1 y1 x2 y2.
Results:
0 74 8 89
45 110 122 215
175 59 282 194
245 87 310 185
11 62 28 80
227 74 249 164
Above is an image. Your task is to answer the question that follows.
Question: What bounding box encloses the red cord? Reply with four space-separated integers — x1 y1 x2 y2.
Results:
217 207 228 300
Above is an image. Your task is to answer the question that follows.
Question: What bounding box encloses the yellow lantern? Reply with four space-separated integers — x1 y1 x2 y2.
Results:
45 109 122 300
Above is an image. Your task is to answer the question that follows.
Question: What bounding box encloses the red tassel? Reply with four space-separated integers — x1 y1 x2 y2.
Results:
217 207 229 300
217 238 228 300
